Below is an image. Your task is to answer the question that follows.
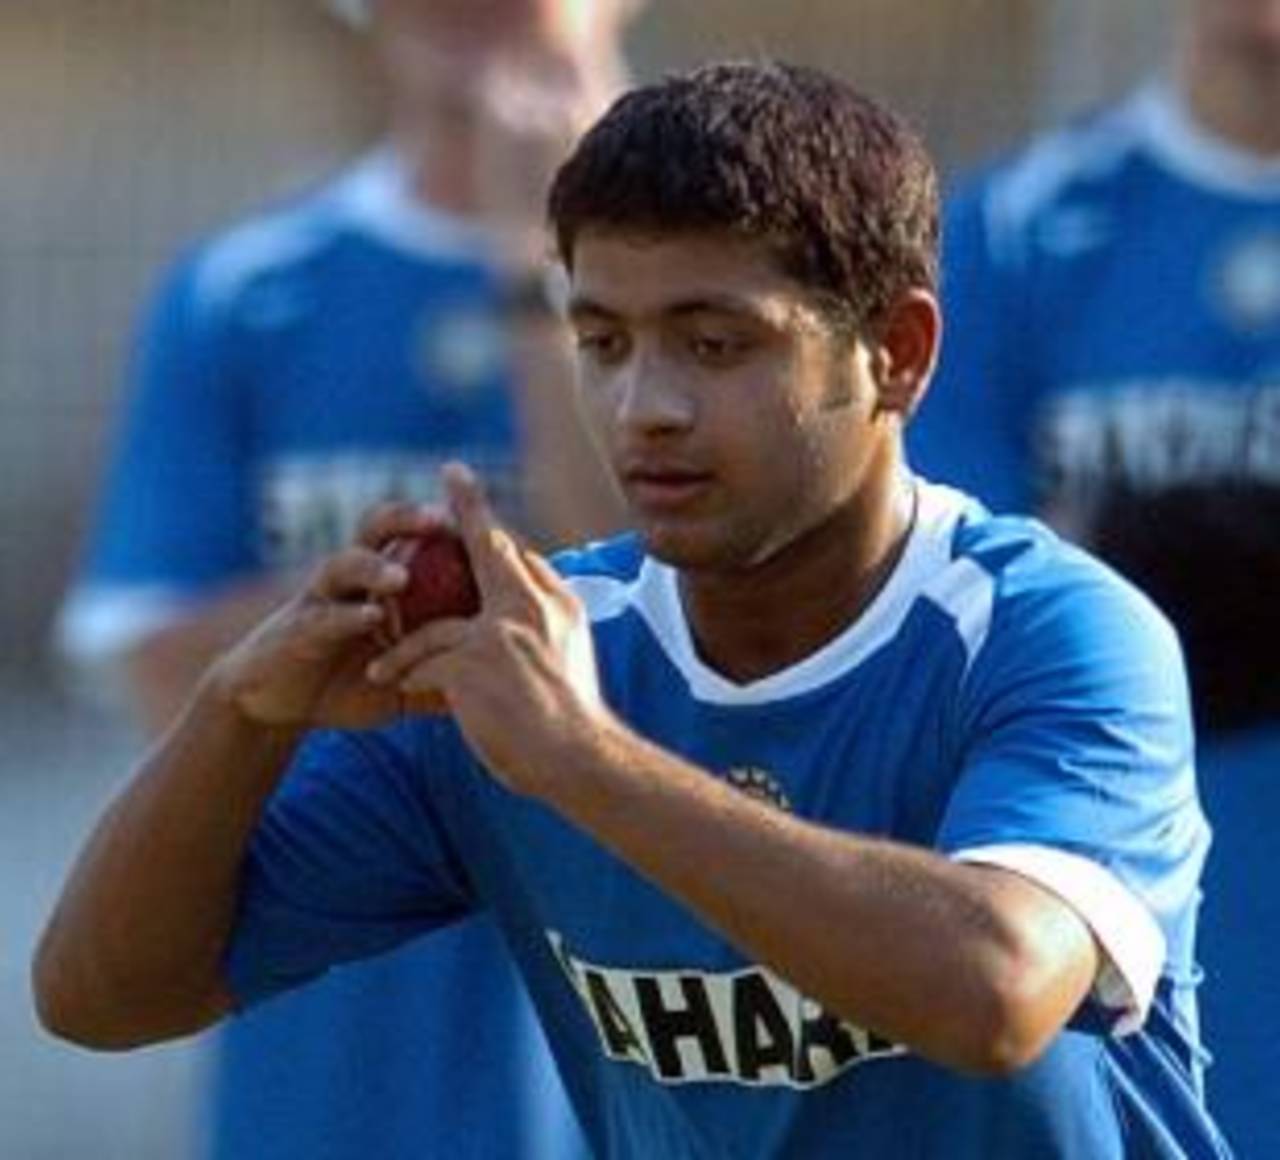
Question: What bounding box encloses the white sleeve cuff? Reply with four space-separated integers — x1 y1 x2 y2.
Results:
951 843 1165 1036
55 584 196 665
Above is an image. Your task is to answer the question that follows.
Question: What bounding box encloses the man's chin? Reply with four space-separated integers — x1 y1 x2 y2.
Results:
636 524 758 575
636 525 713 570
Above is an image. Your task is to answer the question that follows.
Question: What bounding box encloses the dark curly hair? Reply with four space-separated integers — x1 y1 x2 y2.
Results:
548 60 939 332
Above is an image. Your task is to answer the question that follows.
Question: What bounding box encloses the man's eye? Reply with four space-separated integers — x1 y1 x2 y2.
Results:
690 333 749 363
576 331 627 362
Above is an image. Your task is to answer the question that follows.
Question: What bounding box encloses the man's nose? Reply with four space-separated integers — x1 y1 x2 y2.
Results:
614 350 695 433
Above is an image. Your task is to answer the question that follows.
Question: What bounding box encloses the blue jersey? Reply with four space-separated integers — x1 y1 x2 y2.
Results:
225 482 1229 1159
910 83 1279 1155
910 83 1280 735
59 152 583 1160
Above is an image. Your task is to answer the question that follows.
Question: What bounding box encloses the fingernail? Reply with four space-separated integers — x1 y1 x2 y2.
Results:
366 661 385 683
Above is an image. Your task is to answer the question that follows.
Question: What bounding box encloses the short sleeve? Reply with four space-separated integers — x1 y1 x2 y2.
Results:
223 720 479 1007
58 253 258 662
937 559 1208 1034
908 178 1038 514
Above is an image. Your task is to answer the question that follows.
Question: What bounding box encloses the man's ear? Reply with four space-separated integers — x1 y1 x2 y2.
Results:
869 289 941 419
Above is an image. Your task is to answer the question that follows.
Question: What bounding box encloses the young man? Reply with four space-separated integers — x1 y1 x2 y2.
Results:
909 1 1278 1150
36 62 1231 1158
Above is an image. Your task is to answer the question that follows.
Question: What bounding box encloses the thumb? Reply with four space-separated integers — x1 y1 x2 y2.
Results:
443 462 502 593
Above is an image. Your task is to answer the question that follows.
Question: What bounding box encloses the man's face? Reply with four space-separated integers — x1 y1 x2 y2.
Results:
567 230 895 574
373 0 538 51
370 0 629 115
371 0 616 58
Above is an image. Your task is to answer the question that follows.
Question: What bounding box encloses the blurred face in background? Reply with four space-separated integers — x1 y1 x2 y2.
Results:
368 0 633 112
373 0 547 57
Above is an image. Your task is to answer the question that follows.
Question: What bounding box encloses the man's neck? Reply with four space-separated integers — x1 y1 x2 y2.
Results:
388 102 483 218
1179 37 1280 156
679 462 918 686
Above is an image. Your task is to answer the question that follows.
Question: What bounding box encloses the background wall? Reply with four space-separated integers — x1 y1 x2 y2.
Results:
0 2 1170 1156
0 0 378 675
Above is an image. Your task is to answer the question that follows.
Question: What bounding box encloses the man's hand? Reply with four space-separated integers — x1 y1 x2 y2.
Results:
366 463 606 792
210 503 447 731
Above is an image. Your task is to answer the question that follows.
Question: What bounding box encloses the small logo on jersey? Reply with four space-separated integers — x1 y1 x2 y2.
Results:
548 932 904 1088
1035 207 1114 257
415 305 507 397
725 766 792 812
1212 231 1280 333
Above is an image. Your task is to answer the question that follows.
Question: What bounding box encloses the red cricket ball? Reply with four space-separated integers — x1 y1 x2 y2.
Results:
379 526 481 641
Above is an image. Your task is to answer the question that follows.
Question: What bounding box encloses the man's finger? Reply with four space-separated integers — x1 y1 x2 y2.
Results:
443 461 510 595
312 546 410 603
355 500 449 551
521 547 567 597
366 617 471 686
295 600 386 646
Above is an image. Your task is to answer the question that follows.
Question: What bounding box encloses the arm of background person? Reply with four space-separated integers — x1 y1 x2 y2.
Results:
465 6 630 548
56 254 276 739
122 576 299 737
507 300 626 548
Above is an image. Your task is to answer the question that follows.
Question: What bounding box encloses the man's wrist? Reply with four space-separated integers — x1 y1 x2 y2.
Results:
199 656 306 743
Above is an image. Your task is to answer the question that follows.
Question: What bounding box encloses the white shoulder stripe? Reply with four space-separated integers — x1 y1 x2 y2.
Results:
983 101 1138 264
921 556 995 673
55 583 196 664
566 573 640 625
194 204 331 313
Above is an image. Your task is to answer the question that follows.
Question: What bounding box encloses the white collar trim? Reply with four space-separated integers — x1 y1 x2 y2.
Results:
1127 81 1280 199
625 481 973 706
330 148 496 259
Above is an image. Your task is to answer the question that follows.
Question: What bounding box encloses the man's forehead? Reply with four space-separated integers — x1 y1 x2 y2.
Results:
568 230 806 319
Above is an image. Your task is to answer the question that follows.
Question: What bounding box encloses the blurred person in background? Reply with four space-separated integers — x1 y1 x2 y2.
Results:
910 0 1279 1152
54 1 635 1156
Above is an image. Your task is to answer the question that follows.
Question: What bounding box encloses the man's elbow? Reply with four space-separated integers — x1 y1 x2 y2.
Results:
960 1014 1055 1078
31 937 227 1050
950 961 1078 1078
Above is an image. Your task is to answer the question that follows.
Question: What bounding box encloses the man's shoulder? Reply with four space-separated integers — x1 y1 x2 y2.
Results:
552 534 647 617
177 165 361 316
947 500 1184 684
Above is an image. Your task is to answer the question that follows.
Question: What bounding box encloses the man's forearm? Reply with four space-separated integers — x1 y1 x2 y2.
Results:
33 677 303 1048
545 719 1098 1076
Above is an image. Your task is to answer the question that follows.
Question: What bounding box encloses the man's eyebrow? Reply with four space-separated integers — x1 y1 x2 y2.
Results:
565 296 618 321
666 294 767 320
566 293 772 322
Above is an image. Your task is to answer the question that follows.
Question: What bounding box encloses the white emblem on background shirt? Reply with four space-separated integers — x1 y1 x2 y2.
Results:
1035 207 1114 257
1212 231 1280 333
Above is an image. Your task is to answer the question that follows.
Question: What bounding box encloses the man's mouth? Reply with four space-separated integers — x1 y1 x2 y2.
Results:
622 467 714 508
